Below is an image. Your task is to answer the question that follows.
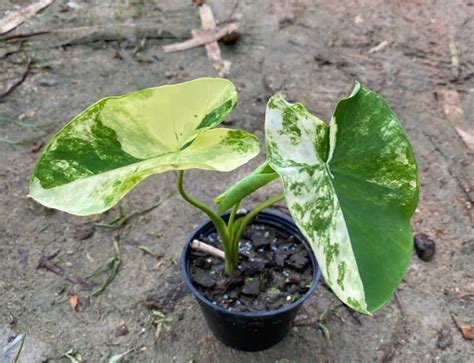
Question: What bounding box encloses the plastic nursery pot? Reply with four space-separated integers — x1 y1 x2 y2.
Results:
180 209 321 352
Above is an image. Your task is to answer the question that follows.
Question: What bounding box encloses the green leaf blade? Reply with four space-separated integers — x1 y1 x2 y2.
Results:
328 83 418 312
329 82 419 214
265 84 419 314
29 78 259 215
30 128 259 215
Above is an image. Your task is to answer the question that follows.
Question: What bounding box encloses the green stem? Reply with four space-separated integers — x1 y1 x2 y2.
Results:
177 171 227 235
233 193 285 248
177 172 286 276
177 171 234 271
227 203 239 268
224 258 235 275
228 202 239 228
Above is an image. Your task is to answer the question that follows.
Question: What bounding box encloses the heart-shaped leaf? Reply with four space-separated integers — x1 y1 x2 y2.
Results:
29 78 260 215
266 83 418 314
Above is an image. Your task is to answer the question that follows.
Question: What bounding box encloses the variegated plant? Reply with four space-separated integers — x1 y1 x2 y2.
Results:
30 78 418 315
28 78 283 274
217 82 418 314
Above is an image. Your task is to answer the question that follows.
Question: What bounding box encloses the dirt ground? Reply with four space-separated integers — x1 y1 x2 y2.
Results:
0 0 473 362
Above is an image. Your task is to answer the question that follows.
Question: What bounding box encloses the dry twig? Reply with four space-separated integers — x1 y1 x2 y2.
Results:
192 3 231 76
449 40 460 80
0 24 184 48
0 57 31 99
37 249 95 290
163 21 239 53
0 0 53 35
368 40 390 54
191 239 225 259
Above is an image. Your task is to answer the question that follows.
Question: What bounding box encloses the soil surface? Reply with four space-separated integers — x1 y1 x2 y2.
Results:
0 0 473 362
189 223 313 312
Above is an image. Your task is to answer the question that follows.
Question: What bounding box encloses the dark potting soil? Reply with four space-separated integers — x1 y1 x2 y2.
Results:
188 223 313 312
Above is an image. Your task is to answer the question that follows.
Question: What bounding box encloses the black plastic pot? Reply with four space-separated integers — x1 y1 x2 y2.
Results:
180 210 321 351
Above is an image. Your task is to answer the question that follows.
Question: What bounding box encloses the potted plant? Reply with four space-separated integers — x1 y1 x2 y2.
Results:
29 78 418 352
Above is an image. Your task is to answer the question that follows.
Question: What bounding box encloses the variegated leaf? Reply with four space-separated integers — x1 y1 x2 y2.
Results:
30 78 260 215
265 83 418 314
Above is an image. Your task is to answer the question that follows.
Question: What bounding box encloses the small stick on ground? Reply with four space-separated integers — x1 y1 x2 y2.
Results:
163 21 239 53
37 250 95 291
0 57 31 99
449 39 460 80
94 193 175 229
368 40 390 54
0 24 185 49
191 239 225 259
0 0 53 35
192 3 231 76
0 30 50 41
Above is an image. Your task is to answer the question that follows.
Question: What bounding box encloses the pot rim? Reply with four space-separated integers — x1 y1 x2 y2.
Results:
180 209 321 318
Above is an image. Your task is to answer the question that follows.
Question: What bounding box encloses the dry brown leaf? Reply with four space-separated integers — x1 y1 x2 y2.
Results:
460 325 474 340
69 294 78 312
451 314 474 340
0 0 54 35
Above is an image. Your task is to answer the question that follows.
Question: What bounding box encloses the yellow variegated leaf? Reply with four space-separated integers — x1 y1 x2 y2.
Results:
29 78 260 215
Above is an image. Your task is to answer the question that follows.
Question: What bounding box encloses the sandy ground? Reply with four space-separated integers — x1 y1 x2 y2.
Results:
0 0 473 362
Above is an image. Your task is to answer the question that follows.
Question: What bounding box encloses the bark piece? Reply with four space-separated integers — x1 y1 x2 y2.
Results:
0 0 53 35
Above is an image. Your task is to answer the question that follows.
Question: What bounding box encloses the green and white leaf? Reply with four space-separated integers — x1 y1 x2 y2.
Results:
265 83 418 314
214 161 278 214
30 78 260 215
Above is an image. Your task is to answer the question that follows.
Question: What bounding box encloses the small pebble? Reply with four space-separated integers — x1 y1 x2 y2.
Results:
115 324 129 337
164 71 174 79
73 224 95 240
67 1 81 10
221 31 240 45
112 51 123 60
414 233 436 261
38 78 58 87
